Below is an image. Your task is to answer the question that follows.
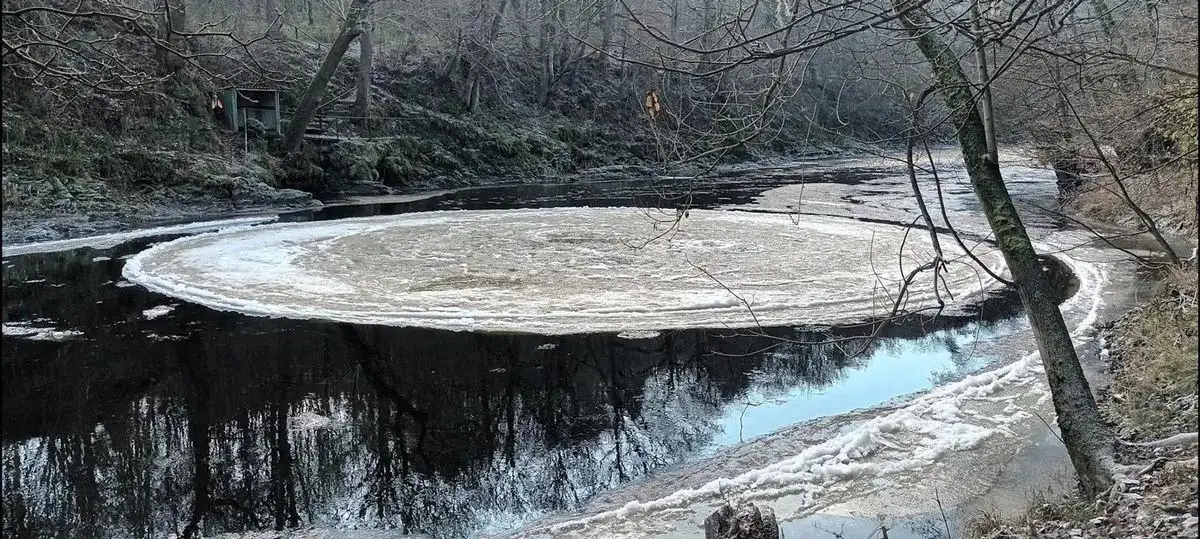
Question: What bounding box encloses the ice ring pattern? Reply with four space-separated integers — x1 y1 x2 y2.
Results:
121 207 1010 334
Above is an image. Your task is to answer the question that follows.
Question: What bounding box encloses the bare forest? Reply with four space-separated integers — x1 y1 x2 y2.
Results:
2 0 1195 201
1 0 1197 538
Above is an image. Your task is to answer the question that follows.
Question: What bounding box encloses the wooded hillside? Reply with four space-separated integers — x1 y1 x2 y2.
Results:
2 0 1196 239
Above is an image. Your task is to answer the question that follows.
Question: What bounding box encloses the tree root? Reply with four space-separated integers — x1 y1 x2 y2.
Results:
1120 432 1199 449
1123 457 1168 479
1105 448 1198 505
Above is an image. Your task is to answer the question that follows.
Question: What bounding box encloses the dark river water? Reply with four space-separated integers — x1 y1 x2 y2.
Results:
2 164 1059 538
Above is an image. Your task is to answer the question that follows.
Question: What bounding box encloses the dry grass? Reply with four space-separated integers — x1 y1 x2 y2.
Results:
1069 165 1199 237
965 487 1106 538
964 511 1007 537
1107 263 1199 439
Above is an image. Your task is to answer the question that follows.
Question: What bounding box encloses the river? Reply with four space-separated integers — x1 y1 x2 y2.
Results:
0 149 1159 538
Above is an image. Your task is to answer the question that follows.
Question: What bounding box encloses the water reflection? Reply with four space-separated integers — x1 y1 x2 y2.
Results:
2 166 1052 538
283 167 895 223
3 261 1022 538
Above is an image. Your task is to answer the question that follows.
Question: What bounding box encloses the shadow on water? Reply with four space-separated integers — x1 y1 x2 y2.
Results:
0 165 1073 538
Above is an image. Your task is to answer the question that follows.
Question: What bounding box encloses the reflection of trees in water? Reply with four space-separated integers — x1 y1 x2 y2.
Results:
1 312 1000 538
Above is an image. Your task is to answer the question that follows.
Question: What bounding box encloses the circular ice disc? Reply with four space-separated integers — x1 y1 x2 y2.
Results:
122 208 1007 334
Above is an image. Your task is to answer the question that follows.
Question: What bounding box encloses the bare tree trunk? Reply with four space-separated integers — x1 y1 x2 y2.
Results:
669 0 680 41
538 0 555 104
466 74 482 112
697 0 716 73
443 32 464 80
512 0 532 51
354 7 375 126
895 1 1116 496
283 0 370 153
600 0 617 64
462 0 509 112
266 0 284 40
158 0 189 74
969 0 998 164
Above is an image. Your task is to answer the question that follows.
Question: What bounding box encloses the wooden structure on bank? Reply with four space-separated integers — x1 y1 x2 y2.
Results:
219 88 282 135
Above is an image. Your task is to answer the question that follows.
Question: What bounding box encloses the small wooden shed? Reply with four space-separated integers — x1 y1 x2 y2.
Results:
219 88 281 135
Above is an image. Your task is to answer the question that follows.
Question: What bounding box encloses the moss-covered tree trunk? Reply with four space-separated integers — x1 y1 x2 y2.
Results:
895 1 1117 495
283 0 370 153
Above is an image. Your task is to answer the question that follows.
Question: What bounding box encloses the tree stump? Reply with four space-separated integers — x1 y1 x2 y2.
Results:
704 502 781 539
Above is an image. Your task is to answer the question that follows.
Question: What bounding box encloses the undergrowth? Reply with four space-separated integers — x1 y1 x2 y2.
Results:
1068 164 1200 237
1106 264 1199 439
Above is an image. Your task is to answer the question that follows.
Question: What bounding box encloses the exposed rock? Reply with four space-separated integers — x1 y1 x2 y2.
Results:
704 502 781 539
339 180 393 197
3 222 62 244
574 164 655 182
226 176 317 209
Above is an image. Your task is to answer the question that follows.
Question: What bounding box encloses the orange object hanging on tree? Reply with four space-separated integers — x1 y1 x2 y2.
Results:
644 90 661 120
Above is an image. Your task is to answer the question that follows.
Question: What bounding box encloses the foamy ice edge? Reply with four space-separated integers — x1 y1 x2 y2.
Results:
512 244 1104 537
119 208 1009 335
1 216 278 257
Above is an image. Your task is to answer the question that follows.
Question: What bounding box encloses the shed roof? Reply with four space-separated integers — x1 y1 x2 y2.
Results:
220 87 280 93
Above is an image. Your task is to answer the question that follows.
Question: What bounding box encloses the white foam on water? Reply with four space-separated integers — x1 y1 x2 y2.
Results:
122 208 1009 334
617 330 663 340
146 333 186 342
2 323 51 337
3 322 85 341
1 216 278 257
288 411 334 432
502 234 1111 538
142 304 176 320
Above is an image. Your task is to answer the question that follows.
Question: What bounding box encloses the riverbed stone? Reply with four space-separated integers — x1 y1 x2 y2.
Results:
704 502 780 539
